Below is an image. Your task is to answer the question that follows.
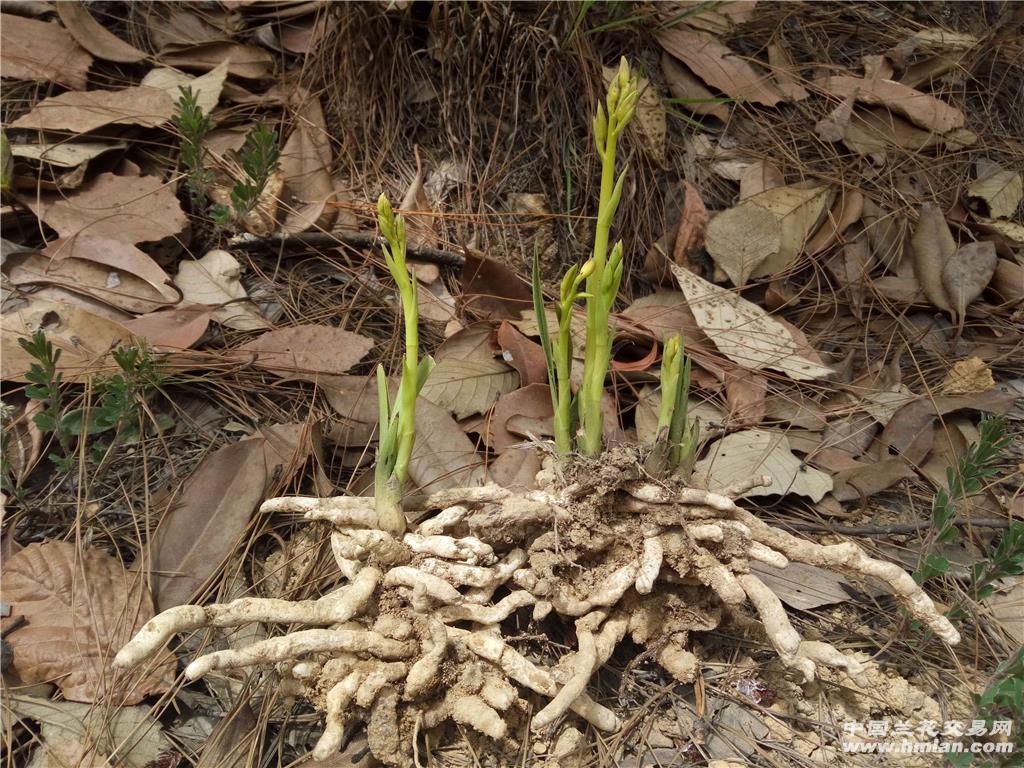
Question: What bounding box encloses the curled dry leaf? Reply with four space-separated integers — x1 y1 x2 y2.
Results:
738 160 785 200
694 428 833 501
967 158 1022 220
0 12 93 89
7 237 180 314
238 324 374 382
140 58 230 116
1 297 131 382
122 304 211 351
9 694 172 768
9 141 127 169
941 241 998 321
158 41 275 79
1 541 174 703
9 86 176 133
149 427 308 609
672 181 709 263
461 251 533 321
989 259 1024 305
175 249 270 331
56 1 148 62
486 383 553 453
705 185 831 285
911 203 957 313
656 28 784 106
420 355 518 421
805 190 864 255
18 172 187 244
814 76 964 134
409 398 486 494
497 320 548 387
670 265 834 381
280 90 337 234
661 52 730 122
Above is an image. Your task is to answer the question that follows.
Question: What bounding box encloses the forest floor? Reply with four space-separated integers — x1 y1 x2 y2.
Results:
1 2 1022 767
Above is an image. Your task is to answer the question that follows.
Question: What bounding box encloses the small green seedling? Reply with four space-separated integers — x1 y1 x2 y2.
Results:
374 194 434 536
17 331 170 473
18 330 73 466
210 121 280 226
535 56 638 458
645 334 698 477
173 86 215 203
914 416 1011 584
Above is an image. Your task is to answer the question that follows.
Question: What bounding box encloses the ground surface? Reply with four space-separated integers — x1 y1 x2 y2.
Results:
1 2 1022 767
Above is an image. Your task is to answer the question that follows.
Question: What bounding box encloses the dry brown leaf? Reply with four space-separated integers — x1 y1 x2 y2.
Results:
496 320 548 387
56 1 147 62
746 185 832 278
814 75 964 133
970 216 1024 244
672 181 709 263
140 59 229 116
750 562 868 611
942 240 997 320
399 152 438 250
814 92 856 143
280 90 337 234
10 141 127 169
158 41 274 79
9 86 176 133
321 375 379 448
462 250 533 320
704 205 780 286
766 42 809 102
9 236 180 314
238 324 374 382
149 429 306 609
671 265 833 381
175 249 270 331
880 390 1018 465
1 541 173 703
967 158 1023 220
984 577 1024 644
806 190 864 255
738 160 784 200
122 304 211 351
990 259 1024 305
0 13 93 89
694 428 832 501
1 297 132 382
486 447 542 492
618 291 706 345
18 172 186 244
420 351 518 420
911 202 957 313
831 458 917 502
657 28 783 106
195 703 260 768
486 384 553 453
659 0 756 35
660 52 730 121
10 694 172 768
724 368 767 426
409 398 485 494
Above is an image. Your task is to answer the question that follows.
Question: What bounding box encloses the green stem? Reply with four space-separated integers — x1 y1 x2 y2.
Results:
579 131 619 456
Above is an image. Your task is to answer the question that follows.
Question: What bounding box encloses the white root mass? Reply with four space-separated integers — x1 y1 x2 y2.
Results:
116 458 959 765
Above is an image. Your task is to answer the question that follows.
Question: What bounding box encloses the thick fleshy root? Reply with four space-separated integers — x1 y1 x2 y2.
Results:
115 463 958 765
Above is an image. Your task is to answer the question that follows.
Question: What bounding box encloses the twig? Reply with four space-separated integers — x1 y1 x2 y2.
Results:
228 231 467 268
783 518 1011 537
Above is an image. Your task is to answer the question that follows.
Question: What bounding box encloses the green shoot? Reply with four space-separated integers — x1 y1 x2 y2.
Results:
172 86 215 203
914 417 1011 584
578 56 637 456
230 121 280 217
374 194 435 536
645 334 698 477
17 331 170 473
18 330 72 464
947 646 1024 768
532 250 592 454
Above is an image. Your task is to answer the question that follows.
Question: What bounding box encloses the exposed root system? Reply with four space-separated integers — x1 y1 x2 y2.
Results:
116 455 958 765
